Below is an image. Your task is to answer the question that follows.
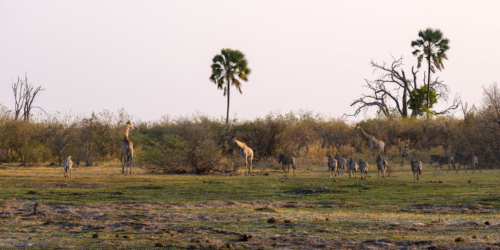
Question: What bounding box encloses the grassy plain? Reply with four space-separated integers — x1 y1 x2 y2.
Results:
1 162 500 249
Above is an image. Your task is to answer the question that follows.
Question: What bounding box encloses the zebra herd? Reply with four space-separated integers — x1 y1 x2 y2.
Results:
429 153 481 174
325 155 388 180
277 151 482 181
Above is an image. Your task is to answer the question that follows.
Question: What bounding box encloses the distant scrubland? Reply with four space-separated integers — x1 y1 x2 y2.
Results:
1 83 500 174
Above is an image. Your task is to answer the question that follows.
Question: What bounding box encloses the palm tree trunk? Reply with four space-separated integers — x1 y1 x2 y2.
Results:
226 79 230 126
427 55 431 118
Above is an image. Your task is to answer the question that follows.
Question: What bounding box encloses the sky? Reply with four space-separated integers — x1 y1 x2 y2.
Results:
1 1 499 122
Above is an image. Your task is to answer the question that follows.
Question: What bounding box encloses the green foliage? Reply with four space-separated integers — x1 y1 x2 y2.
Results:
209 48 251 124
411 28 450 73
139 135 185 174
409 85 437 116
209 48 251 94
411 28 450 112
139 117 224 174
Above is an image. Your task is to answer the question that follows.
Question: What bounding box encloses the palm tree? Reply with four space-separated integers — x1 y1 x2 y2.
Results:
411 28 450 113
209 48 251 125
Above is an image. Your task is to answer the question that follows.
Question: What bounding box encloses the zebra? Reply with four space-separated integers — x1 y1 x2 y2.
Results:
347 158 358 179
467 155 480 173
410 159 422 180
63 156 73 178
334 155 346 175
278 154 296 173
358 159 369 180
429 155 456 173
376 154 388 178
453 153 481 173
326 155 337 178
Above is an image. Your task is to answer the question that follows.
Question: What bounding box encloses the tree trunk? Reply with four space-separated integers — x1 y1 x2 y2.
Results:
226 78 230 126
401 70 408 118
427 54 431 118
58 151 64 166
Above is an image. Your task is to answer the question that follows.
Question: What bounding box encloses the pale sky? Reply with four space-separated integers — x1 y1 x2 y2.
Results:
1 1 499 122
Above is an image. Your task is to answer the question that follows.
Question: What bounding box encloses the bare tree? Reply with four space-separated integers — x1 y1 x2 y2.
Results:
344 56 460 118
11 74 45 121
42 112 83 166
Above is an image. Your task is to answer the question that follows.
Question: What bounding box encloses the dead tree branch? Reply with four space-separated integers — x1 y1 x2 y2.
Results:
344 55 461 118
11 74 45 121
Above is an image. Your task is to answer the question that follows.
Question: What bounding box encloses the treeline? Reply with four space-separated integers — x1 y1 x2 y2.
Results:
1 84 500 174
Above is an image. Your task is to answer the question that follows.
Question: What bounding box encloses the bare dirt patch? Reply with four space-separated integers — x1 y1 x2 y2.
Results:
401 204 494 214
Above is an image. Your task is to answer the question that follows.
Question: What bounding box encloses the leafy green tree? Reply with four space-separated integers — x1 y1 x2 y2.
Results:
411 28 450 113
209 49 251 126
409 85 437 116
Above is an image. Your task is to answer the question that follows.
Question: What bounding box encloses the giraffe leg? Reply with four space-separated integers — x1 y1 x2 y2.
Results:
249 157 253 175
130 155 133 174
121 156 125 174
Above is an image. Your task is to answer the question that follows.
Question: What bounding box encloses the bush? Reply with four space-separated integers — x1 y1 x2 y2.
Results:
139 117 225 174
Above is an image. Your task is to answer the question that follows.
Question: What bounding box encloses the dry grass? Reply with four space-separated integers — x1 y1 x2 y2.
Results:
1 163 500 249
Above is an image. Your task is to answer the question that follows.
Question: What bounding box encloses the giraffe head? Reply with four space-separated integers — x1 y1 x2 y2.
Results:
355 124 362 130
126 121 132 129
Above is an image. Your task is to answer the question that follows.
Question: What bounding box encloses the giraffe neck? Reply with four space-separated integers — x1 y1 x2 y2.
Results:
359 127 374 140
124 125 130 141
235 140 246 149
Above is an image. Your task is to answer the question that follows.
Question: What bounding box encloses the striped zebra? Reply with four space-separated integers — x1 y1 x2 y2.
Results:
326 155 338 178
358 159 369 180
278 154 296 173
334 155 346 175
376 154 388 178
429 155 456 173
453 153 481 173
410 159 422 180
347 158 358 179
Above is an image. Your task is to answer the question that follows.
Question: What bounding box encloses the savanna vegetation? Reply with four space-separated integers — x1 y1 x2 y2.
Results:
2 81 500 174
2 28 500 249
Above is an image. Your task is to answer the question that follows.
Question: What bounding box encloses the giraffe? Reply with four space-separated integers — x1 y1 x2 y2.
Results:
356 124 385 157
63 156 73 178
121 121 133 174
233 138 254 175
